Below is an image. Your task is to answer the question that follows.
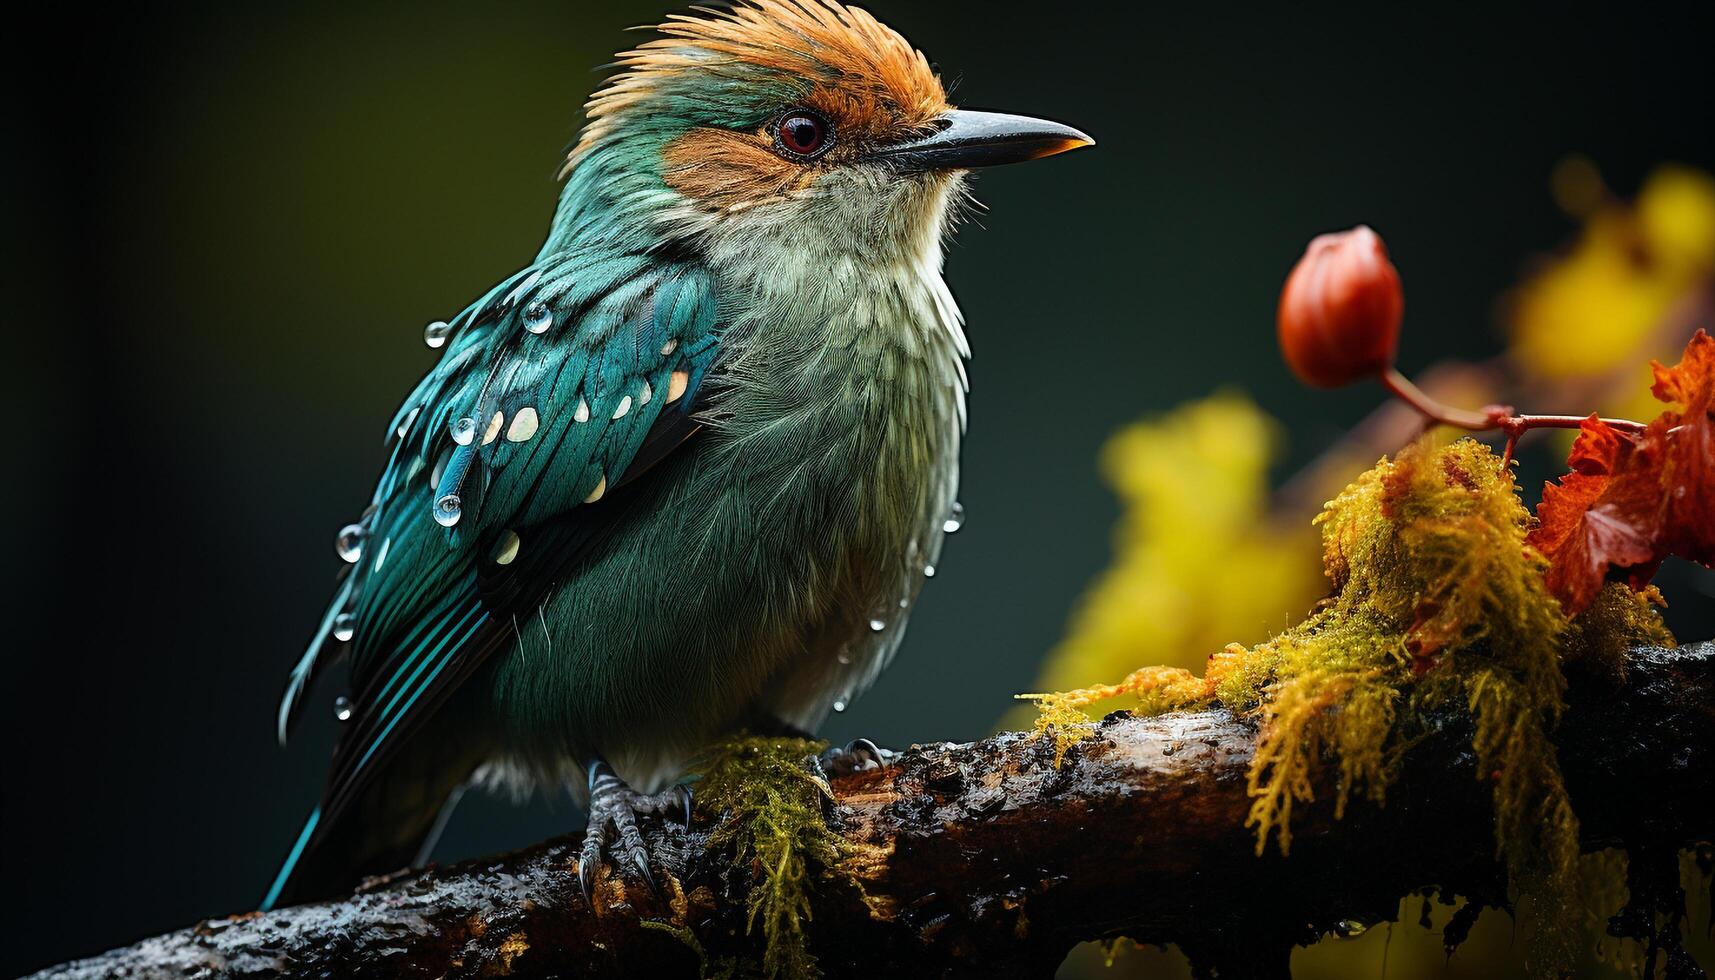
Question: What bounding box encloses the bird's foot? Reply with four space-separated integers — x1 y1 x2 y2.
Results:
818 737 896 778
578 760 691 909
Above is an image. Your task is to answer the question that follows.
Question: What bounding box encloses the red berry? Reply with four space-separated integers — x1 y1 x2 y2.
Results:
1277 226 1404 388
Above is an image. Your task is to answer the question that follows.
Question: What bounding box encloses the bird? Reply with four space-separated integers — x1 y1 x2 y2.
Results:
262 0 1091 911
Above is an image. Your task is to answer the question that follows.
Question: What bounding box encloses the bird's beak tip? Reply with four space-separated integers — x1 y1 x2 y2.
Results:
1036 131 1096 160
871 109 1095 171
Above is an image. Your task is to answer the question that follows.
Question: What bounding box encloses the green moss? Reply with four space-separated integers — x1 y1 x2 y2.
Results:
691 736 841 980
638 920 746 980
1025 437 1678 976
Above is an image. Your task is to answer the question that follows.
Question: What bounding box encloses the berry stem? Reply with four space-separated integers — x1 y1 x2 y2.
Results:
1378 368 1492 429
1377 366 1648 463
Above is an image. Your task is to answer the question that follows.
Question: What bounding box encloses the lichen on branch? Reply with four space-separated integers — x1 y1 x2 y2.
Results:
1022 436 1675 974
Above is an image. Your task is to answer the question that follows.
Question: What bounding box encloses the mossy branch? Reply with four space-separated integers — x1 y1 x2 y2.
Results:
29 642 1714 980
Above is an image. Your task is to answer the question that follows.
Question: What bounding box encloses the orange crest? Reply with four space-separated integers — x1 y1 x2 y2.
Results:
571 0 949 167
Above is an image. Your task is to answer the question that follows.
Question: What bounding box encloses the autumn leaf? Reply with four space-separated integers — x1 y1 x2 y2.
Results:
1652 331 1715 559
1530 330 1715 613
1531 425 1661 613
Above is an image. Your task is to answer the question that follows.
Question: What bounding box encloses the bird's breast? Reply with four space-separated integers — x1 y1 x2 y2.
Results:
687 258 966 730
709 255 966 539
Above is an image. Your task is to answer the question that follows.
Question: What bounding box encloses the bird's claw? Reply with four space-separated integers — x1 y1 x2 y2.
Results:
577 842 597 906
819 737 894 778
577 761 690 910
666 783 693 827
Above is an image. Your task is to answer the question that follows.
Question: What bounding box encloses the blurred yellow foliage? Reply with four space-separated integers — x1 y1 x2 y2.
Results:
1023 393 1322 717
1509 163 1715 417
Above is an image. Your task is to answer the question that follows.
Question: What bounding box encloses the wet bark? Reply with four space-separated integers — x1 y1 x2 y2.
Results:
29 642 1714 980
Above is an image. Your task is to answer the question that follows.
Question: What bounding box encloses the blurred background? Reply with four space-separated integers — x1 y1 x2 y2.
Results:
8 1 1713 976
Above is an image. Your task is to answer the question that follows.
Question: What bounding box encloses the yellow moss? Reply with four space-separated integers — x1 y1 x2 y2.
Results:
1241 608 1405 854
1564 583 1675 677
1026 438 1684 975
1318 437 1566 667
1207 640 1279 709
1017 665 1206 764
692 737 840 980
1344 440 1579 973
1224 436 1578 888
1419 663 1581 973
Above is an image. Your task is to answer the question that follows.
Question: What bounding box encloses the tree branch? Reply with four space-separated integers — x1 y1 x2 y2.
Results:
31 643 1714 979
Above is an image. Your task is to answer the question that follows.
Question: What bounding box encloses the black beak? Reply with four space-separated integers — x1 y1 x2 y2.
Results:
870 109 1093 171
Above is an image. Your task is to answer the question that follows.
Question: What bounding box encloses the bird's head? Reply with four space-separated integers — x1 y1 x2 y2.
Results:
553 0 1091 260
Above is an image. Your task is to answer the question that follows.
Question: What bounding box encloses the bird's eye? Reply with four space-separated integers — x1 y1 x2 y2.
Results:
773 109 834 161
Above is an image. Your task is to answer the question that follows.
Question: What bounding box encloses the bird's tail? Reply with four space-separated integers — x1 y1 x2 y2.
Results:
261 750 471 911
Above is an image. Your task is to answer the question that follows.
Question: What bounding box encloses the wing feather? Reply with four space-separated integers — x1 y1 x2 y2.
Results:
278 245 723 836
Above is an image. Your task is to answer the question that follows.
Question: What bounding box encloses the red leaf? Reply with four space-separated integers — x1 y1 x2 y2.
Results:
1529 330 1715 614
1565 414 1629 475
1650 328 1715 406
1530 425 1659 614
1654 332 1715 559
1662 414 1715 559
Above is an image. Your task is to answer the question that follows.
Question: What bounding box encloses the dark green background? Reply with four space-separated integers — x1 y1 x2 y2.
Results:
9 1 1713 974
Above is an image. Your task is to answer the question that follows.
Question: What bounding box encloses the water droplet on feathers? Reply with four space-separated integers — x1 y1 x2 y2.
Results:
333 696 353 722
333 614 355 642
434 493 462 527
334 524 365 563
423 320 451 349
523 301 553 335
943 501 964 533
450 416 477 446
869 618 887 632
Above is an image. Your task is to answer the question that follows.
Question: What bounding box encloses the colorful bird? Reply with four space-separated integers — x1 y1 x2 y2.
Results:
263 0 1090 910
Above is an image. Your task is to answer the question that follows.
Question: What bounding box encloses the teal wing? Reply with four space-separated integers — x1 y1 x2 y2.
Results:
277 245 722 833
